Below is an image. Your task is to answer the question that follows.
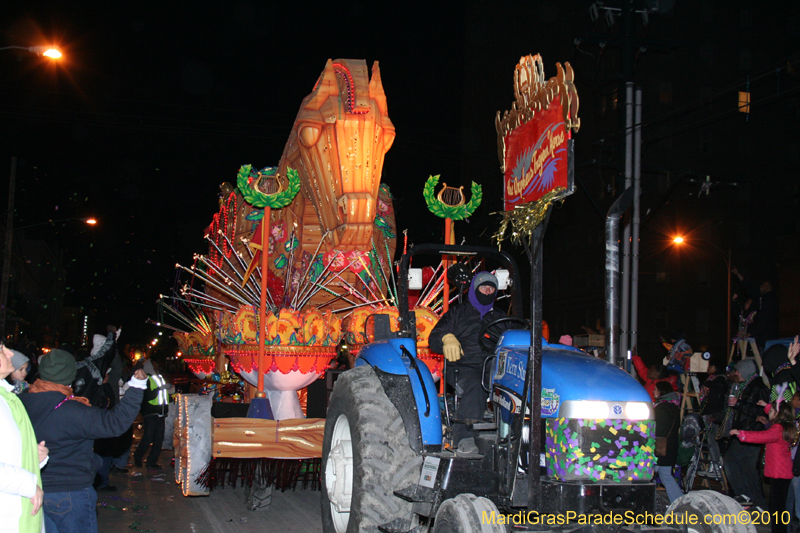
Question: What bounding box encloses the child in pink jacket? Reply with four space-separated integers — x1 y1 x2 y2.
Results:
732 401 796 533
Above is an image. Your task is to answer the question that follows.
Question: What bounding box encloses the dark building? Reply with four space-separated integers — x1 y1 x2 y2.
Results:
457 1 800 364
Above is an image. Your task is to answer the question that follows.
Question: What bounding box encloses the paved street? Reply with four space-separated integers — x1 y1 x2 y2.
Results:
96 466 773 533
93 421 770 532
96 463 322 533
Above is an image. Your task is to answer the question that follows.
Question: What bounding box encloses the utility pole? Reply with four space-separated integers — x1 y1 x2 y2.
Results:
0 156 17 340
578 1 672 368
630 88 642 372
620 82 634 366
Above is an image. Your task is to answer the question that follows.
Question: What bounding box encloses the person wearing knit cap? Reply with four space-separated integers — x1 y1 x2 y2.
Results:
8 350 30 395
20 350 148 533
723 357 770 510
735 358 758 382
429 271 511 453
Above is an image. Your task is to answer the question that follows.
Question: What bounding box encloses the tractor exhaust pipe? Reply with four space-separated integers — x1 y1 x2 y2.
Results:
605 187 634 366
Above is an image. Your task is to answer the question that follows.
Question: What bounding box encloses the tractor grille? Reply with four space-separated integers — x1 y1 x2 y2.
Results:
545 418 656 483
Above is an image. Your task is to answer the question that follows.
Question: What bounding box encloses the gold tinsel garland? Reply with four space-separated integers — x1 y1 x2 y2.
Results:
493 187 566 248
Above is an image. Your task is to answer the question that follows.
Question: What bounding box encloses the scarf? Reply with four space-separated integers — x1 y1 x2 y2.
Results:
28 379 92 407
77 332 113 385
11 379 29 395
655 391 681 407
717 374 760 439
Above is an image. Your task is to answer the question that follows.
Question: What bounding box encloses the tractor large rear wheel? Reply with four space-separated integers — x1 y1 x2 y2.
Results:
321 365 423 533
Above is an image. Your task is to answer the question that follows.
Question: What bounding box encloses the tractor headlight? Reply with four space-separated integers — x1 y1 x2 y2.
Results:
625 402 652 421
558 400 653 420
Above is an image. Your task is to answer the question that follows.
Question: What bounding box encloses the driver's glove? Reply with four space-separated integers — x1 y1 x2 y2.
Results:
442 334 463 362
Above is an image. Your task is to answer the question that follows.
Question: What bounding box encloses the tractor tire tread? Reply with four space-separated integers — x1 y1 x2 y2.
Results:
321 365 422 533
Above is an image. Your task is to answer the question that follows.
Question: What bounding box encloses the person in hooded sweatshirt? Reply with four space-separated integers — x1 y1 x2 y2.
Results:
20 349 147 533
429 271 510 453
72 326 120 408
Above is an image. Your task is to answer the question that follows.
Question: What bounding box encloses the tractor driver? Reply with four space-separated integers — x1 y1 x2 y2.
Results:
429 271 508 454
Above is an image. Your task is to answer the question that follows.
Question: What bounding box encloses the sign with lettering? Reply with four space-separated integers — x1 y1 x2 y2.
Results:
495 54 580 212
503 100 569 210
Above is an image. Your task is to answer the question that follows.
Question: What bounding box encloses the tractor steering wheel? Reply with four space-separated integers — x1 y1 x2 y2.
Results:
479 316 530 353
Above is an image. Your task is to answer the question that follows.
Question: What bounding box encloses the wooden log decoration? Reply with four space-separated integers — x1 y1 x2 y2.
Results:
211 417 325 459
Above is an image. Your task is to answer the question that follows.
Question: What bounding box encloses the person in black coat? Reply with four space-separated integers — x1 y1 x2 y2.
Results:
654 381 683 503
429 271 509 452
20 350 147 533
723 357 770 509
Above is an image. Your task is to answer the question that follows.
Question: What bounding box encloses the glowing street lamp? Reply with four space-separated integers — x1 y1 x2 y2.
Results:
672 235 732 358
0 45 62 59
41 47 62 59
15 217 98 232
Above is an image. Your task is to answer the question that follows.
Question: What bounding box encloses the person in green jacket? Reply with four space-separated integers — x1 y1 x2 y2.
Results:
0 345 48 533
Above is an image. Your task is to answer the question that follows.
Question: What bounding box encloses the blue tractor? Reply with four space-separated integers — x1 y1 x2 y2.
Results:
321 244 751 533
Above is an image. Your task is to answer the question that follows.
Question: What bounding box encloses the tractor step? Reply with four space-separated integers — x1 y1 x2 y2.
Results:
393 483 436 503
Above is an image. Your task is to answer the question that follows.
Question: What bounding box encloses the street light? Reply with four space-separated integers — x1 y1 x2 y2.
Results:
0 45 62 59
672 235 732 359
15 217 98 232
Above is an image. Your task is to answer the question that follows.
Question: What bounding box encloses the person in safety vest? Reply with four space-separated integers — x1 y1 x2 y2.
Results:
132 360 170 469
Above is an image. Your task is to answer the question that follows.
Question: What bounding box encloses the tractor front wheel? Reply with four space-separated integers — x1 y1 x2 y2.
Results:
432 494 505 533
667 490 757 533
321 365 422 533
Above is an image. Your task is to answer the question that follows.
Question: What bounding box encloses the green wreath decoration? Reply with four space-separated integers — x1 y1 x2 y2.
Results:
423 175 482 220
236 165 301 209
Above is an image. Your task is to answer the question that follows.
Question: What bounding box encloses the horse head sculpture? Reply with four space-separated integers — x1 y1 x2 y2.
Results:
280 58 396 250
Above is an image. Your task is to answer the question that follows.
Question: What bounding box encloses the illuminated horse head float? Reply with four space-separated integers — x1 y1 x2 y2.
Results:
277 58 396 252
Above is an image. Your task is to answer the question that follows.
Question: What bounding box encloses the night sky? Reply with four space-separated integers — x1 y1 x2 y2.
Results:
5 2 797 350
1 2 470 344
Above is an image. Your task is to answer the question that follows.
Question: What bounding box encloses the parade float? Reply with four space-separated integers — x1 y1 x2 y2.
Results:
163 58 484 499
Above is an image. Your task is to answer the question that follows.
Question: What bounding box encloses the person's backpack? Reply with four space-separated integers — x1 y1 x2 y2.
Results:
676 413 704 466
680 413 704 445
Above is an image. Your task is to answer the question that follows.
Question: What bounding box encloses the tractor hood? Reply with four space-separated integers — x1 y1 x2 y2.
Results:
493 330 652 420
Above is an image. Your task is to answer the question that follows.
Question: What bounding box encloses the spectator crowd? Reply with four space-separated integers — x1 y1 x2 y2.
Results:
1 325 171 533
633 270 799 533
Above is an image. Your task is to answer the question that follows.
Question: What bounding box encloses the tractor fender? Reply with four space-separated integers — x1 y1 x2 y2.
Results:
356 338 443 452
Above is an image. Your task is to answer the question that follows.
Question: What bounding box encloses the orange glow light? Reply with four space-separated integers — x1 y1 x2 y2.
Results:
43 48 62 59
85 218 97 225
673 236 684 244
